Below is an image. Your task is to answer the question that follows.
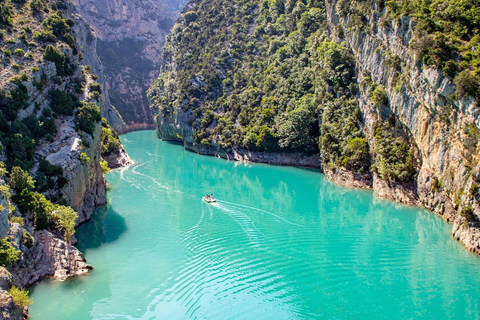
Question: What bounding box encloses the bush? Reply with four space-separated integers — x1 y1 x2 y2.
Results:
455 70 479 99
13 49 25 57
370 85 388 105
43 45 66 75
100 160 110 173
52 205 77 243
0 3 13 28
49 89 77 116
10 217 24 226
101 119 121 156
0 237 20 267
8 287 32 308
9 166 35 193
75 102 101 135
23 231 33 248
80 152 90 164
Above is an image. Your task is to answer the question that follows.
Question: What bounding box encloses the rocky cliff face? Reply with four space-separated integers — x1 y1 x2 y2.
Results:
324 0 479 253
70 0 186 130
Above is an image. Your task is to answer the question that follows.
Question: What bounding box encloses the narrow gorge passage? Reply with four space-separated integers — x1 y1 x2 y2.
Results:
30 131 480 319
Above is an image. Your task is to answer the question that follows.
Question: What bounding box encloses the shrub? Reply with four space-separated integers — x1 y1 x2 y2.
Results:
10 217 24 226
9 166 35 193
100 160 110 173
101 119 121 157
8 287 32 308
52 205 77 243
23 231 33 248
13 48 25 57
0 2 13 28
455 70 479 99
370 85 388 105
49 89 77 116
43 45 66 75
80 152 90 164
75 102 101 135
461 206 476 223
0 237 20 267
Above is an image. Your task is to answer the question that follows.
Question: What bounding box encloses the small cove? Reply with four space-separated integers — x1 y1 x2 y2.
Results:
29 130 480 319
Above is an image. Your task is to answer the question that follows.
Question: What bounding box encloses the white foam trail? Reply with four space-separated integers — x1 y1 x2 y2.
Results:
218 200 304 227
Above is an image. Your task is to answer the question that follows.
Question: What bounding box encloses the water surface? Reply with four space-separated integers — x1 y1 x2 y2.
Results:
30 130 480 319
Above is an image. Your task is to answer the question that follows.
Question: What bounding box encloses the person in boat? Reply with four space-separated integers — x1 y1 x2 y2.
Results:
211 194 215 201
205 194 211 200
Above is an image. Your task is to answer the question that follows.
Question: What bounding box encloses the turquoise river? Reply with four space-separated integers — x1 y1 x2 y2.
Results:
30 130 480 319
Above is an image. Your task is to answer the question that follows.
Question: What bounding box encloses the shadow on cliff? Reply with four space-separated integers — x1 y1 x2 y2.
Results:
76 204 127 252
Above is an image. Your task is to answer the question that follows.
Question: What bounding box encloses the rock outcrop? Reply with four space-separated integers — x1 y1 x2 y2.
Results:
0 289 27 320
9 226 92 288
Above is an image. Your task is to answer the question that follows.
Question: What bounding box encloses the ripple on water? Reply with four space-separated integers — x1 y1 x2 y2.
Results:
28 131 480 320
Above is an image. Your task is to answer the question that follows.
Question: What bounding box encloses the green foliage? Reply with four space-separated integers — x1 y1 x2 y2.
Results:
470 183 480 197
8 286 32 308
22 231 33 248
43 45 67 76
321 99 370 173
9 166 34 193
49 89 77 116
373 116 417 183
10 216 24 226
277 94 318 153
0 2 13 28
75 102 101 135
384 0 480 98
0 237 20 267
52 205 77 243
13 48 25 57
80 152 90 164
150 0 364 156
100 160 110 174
32 192 54 230
43 11 70 37
100 118 121 157
370 85 388 105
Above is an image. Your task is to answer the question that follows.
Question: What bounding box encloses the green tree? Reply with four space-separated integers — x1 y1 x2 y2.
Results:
9 166 34 193
52 205 77 243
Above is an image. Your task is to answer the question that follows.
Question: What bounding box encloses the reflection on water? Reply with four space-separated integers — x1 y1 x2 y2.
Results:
29 131 480 320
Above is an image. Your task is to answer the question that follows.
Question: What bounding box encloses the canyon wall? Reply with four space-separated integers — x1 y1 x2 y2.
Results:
70 0 187 130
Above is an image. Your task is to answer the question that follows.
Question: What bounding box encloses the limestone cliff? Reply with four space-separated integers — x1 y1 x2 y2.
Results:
324 0 480 253
70 0 187 130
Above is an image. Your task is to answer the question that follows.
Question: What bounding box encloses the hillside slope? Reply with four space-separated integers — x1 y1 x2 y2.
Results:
0 0 130 316
148 0 480 253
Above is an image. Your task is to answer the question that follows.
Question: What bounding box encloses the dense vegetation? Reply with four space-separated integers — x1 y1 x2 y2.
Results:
150 0 480 185
150 0 373 172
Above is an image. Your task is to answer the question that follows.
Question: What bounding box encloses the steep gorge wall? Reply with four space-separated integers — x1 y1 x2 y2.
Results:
324 0 480 253
70 0 187 130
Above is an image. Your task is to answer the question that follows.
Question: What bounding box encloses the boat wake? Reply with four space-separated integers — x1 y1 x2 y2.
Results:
217 200 305 227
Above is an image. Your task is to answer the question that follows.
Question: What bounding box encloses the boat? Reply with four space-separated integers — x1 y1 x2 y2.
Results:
203 197 217 203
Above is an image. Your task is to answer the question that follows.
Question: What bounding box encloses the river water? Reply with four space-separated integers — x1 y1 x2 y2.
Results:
29 130 480 319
